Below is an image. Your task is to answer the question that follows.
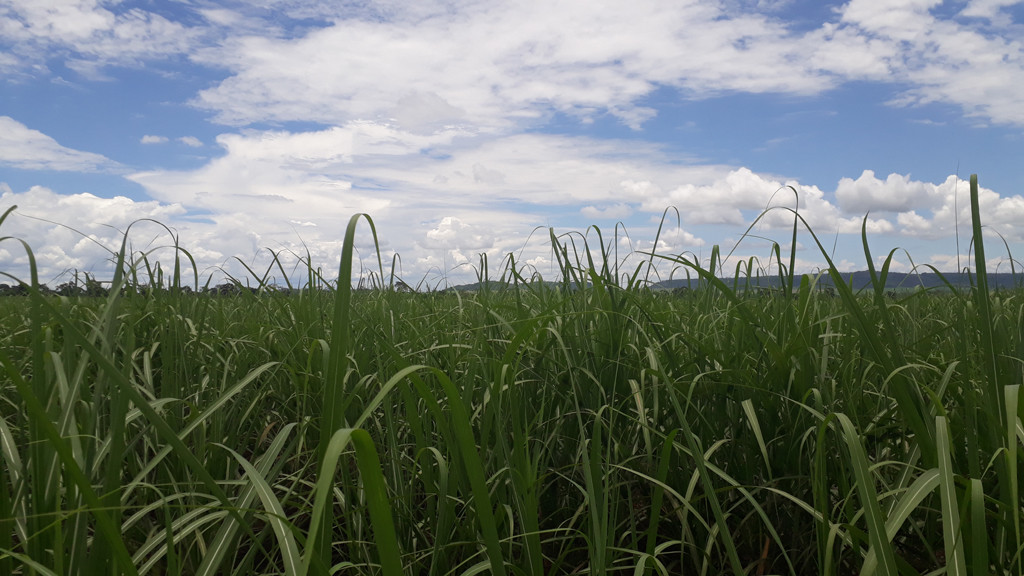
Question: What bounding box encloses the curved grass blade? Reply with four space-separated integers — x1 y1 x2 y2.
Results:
861 468 940 574
302 427 403 576
18 295 264 551
194 423 298 576
411 367 508 576
665 386 745 575
224 445 302 576
836 413 898 576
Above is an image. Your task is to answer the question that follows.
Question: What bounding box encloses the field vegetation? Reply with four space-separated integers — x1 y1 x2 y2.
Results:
1 175 1022 575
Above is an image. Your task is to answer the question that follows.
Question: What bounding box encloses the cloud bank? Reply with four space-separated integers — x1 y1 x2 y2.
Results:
4 0 1024 284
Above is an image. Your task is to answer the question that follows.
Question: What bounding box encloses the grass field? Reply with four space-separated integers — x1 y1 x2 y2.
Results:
1 175 1022 575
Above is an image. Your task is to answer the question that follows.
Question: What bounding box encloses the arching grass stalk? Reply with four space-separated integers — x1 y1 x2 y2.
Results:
313 213 385 574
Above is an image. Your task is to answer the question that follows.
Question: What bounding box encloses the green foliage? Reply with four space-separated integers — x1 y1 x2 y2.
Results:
1 176 1023 575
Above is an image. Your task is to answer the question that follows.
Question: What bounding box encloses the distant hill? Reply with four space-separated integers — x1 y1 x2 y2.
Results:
436 271 1023 293
651 271 1023 291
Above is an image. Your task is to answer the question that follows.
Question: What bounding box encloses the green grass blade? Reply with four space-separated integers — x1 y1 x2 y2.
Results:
644 429 678 564
424 368 508 576
24 294 263 551
225 446 302 576
861 468 940 574
666 387 744 575
970 478 990 575
1006 384 1021 571
302 427 404 576
121 360 279 502
836 413 897 576
0 450 11 576
936 415 967 576
195 423 298 576
741 398 772 481
0 349 139 576
0 548 60 576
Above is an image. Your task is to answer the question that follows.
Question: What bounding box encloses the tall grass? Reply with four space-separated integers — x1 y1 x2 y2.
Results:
1 174 1022 575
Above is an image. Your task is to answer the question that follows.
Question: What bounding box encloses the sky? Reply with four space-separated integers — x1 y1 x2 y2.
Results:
2 0 1024 289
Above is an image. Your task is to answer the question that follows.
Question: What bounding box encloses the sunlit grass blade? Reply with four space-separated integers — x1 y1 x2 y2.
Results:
122 360 281 503
0 414 28 551
970 478 990 575
224 445 302 576
936 415 967 576
194 423 298 576
643 429 678 567
302 427 404 576
1006 384 1021 570
836 413 898 576
741 398 772 481
23 294 263 547
860 468 940 574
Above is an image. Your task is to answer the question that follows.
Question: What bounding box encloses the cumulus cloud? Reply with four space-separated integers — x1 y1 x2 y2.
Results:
8 1 1024 285
637 167 781 225
892 175 1024 241
0 116 118 172
424 217 494 251
835 170 941 213
7 164 1024 285
634 226 705 260
122 121 1024 276
4 0 1024 135
116 126 731 283
0 185 187 282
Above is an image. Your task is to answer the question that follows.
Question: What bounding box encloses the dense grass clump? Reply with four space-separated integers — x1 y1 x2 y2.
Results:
1 175 1023 575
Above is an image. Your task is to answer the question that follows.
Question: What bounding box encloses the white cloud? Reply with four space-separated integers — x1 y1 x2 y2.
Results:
0 0 202 77
0 51 19 75
191 1 836 130
5 0 1024 134
118 125 732 283
581 203 634 220
837 0 1024 126
178 136 203 147
0 116 118 172
127 123 1024 282
960 0 1022 21
424 217 494 251
634 226 705 259
0 185 187 283
835 170 941 213
141 134 168 144
177 0 1024 135
8 164 1024 286
640 167 781 225
894 175 1024 241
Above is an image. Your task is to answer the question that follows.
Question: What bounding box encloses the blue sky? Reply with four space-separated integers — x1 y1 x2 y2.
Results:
3 0 1024 287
